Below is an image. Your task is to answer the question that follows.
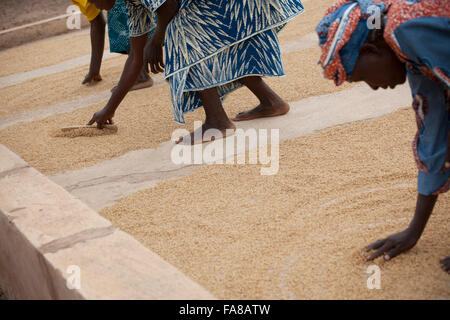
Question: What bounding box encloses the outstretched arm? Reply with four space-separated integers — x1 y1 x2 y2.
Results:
366 193 438 261
88 33 148 127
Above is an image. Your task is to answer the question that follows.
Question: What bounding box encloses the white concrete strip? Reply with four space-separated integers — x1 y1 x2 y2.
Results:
0 51 119 90
50 83 412 211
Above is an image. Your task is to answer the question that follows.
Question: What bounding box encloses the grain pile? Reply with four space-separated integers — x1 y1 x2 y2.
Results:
52 124 118 138
100 108 450 299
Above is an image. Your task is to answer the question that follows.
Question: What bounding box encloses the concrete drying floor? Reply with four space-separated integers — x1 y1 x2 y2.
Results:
0 0 448 299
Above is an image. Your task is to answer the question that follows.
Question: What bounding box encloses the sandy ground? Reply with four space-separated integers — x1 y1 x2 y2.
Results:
101 108 450 299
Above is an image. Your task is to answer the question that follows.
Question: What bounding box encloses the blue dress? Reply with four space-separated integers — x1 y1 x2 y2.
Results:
125 0 304 123
384 0 450 195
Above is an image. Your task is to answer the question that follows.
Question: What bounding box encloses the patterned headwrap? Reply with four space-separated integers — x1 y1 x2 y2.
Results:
316 0 390 85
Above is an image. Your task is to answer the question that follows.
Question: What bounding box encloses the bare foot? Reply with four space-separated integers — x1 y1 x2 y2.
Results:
176 120 236 145
233 100 290 121
111 77 154 93
130 77 154 91
441 256 450 274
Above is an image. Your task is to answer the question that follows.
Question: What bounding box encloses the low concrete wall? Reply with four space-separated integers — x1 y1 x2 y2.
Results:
0 144 215 299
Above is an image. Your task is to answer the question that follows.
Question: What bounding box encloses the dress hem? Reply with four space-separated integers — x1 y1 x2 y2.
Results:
182 72 286 92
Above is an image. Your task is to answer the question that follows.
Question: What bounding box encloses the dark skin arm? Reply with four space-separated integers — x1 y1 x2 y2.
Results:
88 33 149 127
83 12 106 85
145 0 180 74
366 193 438 261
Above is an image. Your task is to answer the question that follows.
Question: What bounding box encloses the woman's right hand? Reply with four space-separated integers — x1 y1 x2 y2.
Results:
87 107 115 129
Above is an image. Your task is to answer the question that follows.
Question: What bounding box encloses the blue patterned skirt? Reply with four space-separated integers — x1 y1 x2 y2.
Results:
165 0 305 123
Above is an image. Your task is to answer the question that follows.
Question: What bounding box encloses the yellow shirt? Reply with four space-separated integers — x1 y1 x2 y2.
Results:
71 0 100 21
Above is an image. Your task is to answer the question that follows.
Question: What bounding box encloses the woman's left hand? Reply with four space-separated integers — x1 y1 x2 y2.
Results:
145 33 165 74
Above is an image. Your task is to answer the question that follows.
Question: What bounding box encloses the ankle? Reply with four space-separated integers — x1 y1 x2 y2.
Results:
204 117 233 128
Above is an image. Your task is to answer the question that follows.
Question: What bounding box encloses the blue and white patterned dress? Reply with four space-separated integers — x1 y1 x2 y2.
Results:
125 0 304 123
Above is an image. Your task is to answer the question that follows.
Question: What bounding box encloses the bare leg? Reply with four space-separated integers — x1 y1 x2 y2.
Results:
130 64 153 91
136 65 151 83
83 12 105 85
233 76 290 121
111 59 153 93
176 87 236 144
